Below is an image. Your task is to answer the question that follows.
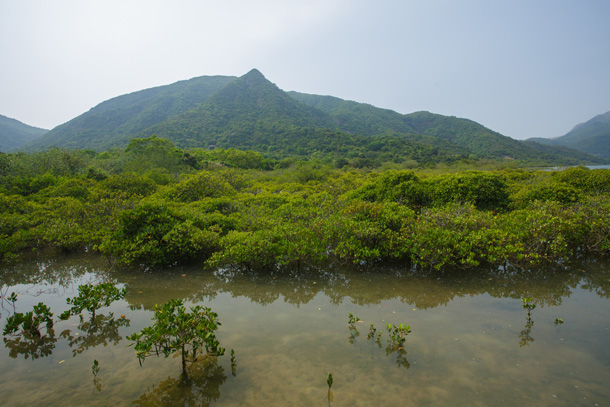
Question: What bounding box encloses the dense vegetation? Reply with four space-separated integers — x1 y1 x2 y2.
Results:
1 137 609 270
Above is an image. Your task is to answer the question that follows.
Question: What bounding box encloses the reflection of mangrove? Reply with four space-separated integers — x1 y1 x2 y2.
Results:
230 349 237 377
112 260 607 311
6 253 608 312
92 359 102 392
0 287 17 318
60 313 130 356
348 325 360 344
519 298 536 347
519 319 535 347
4 328 57 360
3 313 130 360
385 346 410 370
578 259 610 299
132 359 227 407
348 323 410 369
0 254 112 288
93 376 102 393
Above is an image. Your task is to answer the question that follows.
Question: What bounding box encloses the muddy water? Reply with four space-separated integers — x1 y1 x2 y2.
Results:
1 254 609 406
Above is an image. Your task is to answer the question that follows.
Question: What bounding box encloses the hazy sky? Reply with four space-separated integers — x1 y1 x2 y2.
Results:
1 0 609 140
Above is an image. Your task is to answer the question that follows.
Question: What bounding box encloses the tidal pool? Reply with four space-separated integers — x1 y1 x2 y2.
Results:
1 254 609 406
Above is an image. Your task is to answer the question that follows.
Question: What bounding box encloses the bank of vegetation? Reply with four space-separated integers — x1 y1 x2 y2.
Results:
1 136 609 270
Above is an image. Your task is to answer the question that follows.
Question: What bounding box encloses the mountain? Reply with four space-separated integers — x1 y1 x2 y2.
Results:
23 70 607 165
528 111 610 158
289 93 604 163
138 69 339 149
287 91 417 135
24 75 237 151
0 115 48 151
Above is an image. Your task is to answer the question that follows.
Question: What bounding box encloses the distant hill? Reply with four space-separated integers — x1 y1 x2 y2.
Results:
528 111 610 158
23 70 607 166
0 115 48 151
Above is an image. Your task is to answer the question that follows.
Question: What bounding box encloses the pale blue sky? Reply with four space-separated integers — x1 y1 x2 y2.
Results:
1 0 609 139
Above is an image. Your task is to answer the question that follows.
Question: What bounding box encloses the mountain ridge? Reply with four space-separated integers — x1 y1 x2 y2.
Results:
19 70 607 165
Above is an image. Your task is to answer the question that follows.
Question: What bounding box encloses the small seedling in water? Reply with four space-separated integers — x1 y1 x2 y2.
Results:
521 297 536 323
7 292 17 312
386 323 411 349
92 359 100 377
127 299 225 375
327 372 334 404
521 297 536 311
367 323 382 343
348 314 360 343
3 302 54 337
367 323 376 340
60 283 127 321
554 318 564 325
92 359 102 392
230 349 237 377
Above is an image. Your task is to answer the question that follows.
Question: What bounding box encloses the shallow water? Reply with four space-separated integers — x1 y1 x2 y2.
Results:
1 254 609 406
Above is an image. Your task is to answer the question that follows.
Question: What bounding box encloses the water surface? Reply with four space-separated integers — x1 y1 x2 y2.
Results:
1 254 609 406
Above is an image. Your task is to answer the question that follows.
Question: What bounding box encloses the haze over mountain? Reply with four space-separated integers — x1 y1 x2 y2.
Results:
528 111 610 158
21 69 606 166
0 115 48 152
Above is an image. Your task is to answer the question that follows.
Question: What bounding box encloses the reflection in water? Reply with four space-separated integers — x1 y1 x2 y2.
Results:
60 313 130 356
112 260 610 312
92 376 102 393
0 253 113 289
4 328 57 360
348 324 357 343
230 349 237 377
385 346 410 370
132 358 226 407
348 322 411 369
3 255 610 311
519 318 535 347
1 254 610 406
519 298 537 347
3 312 129 360
91 359 102 392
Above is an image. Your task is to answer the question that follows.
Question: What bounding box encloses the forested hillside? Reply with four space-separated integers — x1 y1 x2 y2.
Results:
23 75 237 151
0 115 48 151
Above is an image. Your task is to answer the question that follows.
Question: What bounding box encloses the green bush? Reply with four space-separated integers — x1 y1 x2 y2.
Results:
510 183 582 210
555 167 610 194
101 202 220 267
167 171 239 202
100 173 157 198
427 171 509 211
334 200 415 262
351 170 431 208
